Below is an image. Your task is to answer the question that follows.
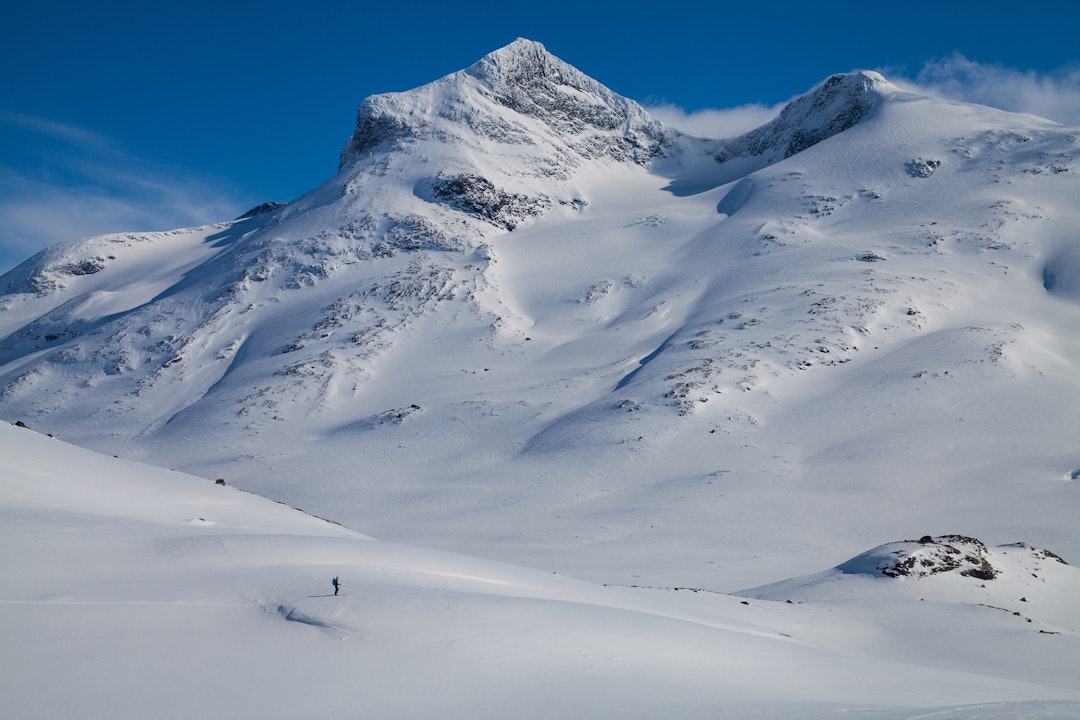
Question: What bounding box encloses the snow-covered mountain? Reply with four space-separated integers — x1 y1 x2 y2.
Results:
1 38 1079 598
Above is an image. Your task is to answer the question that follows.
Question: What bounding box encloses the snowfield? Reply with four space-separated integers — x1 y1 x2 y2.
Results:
2 422 1078 719
2 39 1079 717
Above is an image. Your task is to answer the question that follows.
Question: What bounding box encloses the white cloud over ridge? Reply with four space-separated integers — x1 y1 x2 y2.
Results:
643 101 786 140
0 113 248 275
649 56 1080 143
896 53 1080 126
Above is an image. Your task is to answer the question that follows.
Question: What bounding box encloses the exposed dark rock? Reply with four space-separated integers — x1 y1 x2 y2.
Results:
55 258 107 277
340 101 422 168
384 215 463 253
716 72 883 165
371 404 422 426
236 202 283 220
840 534 1001 580
905 158 943 178
1010 542 1069 565
429 174 552 230
465 39 670 165
339 39 674 170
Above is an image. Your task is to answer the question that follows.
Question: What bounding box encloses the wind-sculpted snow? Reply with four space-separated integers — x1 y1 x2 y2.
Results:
1043 242 1080 301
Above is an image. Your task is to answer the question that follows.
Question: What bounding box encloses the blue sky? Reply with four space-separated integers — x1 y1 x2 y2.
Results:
2 0 1078 273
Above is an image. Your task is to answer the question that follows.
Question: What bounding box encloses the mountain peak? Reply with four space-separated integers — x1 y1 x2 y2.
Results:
713 68 894 167
339 38 670 170
833 68 891 89
464 38 665 148
472 37 553 66
464 37 589 93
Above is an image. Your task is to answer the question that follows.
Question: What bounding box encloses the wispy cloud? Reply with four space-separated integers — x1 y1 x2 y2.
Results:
648 56 1080 143
893 54 1080 126
0 112 117 153
0 113 250 274
644 101 786 139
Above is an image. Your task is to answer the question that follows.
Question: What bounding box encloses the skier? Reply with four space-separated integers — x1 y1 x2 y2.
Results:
332 576 340 596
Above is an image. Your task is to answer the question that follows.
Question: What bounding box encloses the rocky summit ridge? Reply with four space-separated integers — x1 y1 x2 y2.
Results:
717 70 891 164
338 39 890 179
339 38 670 170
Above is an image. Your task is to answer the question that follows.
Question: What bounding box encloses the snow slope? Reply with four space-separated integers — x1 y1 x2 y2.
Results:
0 36 1078 644
2 422 1078 719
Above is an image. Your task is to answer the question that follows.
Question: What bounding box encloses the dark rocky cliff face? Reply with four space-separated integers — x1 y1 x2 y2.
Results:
339 39 676 170
716 71 886 164
339 101 422 168
464 38 671 163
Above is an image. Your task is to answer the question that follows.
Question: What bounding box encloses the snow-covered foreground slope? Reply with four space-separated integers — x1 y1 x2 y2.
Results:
2 422 1078 719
